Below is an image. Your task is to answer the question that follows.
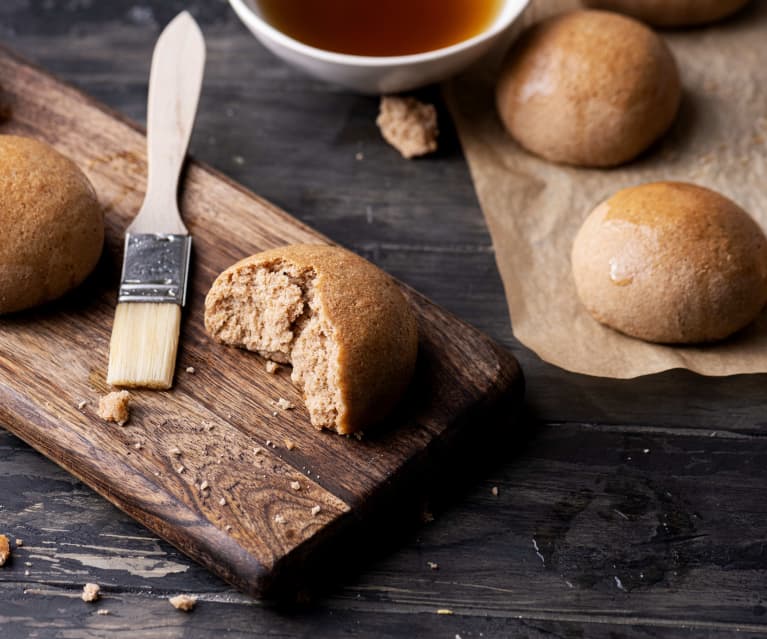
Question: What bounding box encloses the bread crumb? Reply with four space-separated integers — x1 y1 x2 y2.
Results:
77 400 88 410
200 480 209 491
82 583 100 602
185 366 195 374
436 609 454 615
276 398 294 410
376 96 438 159
15 539 23 547
284 439 295 451
272 410 278 416
290 481 301 491
491 486 499 497
265 360 279 374
169 446 182 456
274 514 286 524
176 465 185 474
204 421 215 432
427 561 439 570
355 151 365 161
0 534 10 566
97 391 131 426
24 569 30 576
311 505 321 516
225 524 233 532
97 609 110 616
169 594 197 611
219 497 227 506
133 442 142 450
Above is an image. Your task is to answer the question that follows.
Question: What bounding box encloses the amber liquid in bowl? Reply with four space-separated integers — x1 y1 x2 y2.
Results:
257 0 502 57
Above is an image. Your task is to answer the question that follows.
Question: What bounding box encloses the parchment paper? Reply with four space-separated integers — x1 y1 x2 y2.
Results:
445 0 767 378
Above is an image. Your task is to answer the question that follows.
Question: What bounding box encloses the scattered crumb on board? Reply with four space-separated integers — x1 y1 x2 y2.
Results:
275 397 295 410
219 497 226 506
169 594 197 611
284 438 295 450
376 96 439 159
97 391 131 426
274 514 286 524
97 609 110 616
311 505 321 517
15 539 23 547
427 561 439 570
82 583 100 602
0 534 10 566
491 486 499 497
77 400 88 410
169 446 182 456
290 481 301 491
436 609 454 615
185 366 195 374
265 360 279 374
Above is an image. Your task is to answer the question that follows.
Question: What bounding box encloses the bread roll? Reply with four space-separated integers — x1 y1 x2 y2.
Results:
0 135 104 314
571 182 767 344
496 10 681 168
582 0 750 27
204 244 418 434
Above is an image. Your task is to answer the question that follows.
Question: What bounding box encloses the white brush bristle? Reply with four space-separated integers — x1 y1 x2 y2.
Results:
107 303 181 389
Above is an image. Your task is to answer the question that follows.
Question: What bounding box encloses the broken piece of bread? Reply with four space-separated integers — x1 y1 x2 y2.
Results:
82 582 100 602
97 391 131 426
169 594 197 611
0 534 10 566
204 244 418 434
377 96 438 159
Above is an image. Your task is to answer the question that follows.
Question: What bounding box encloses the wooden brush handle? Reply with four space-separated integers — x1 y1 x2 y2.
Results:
129 11 206 235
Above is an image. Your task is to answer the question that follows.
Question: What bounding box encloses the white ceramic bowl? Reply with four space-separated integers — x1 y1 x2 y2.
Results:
229 0 530 94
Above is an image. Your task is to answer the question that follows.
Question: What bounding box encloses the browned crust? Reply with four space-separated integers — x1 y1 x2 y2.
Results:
581 0 751 27
0 134 104 314
204 244 418 434
495 10 681 168
572 182 767 343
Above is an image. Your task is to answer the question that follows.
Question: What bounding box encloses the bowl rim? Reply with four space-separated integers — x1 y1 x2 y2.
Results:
228 0 530 67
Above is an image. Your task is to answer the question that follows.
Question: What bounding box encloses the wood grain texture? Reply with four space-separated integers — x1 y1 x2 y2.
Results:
1 1 766 637
0 48 522 598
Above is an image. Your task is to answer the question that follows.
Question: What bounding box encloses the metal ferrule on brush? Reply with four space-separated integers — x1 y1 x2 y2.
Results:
118 233 192 306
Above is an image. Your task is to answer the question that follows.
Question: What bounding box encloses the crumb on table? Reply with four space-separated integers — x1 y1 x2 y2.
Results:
169 594 197 611
0 534 10 566
97 609 110 616
97 391 131 426
310 505 321 517
82 583 100 602
185 366 195 374
376 96 439 159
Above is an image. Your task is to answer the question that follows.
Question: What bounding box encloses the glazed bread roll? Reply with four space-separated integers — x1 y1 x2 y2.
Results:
496 10 681 168
204 244 418 434
581 0 751 27
572 182 767 344
0 135 104 314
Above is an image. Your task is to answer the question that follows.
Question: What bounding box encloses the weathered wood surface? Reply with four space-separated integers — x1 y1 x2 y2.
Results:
1 1 766 637
0 41 522 598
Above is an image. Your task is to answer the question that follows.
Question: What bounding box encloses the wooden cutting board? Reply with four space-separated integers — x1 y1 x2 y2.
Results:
0 47 523 598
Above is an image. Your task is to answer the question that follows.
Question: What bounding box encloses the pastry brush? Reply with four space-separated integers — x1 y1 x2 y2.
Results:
107 11 205 389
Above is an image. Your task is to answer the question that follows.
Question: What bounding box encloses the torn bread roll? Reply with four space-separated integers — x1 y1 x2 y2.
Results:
572 182 767 344
204 244 418 434
581 0 751 27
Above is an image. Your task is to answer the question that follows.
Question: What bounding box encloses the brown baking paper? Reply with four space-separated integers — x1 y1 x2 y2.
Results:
444 0 767 378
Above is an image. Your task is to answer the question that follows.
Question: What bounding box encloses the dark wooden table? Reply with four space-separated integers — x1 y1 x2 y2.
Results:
1 2 765 637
